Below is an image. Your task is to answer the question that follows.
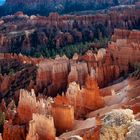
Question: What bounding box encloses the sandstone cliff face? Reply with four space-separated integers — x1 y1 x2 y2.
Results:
17 89 38 124
52 96 74 134
66 82 84 118
82 76 104 112
0 29 139 100
3 121 26 140
17 89 52 124
108 29 140 71
68 62 88 86
66 75 105 118
2 89 54 140
36 56 69 96
35 48 121 96
26 114 55 140
0 48 121 101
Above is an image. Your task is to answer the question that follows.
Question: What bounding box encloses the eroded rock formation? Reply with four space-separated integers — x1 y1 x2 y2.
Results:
0 28 140 140
26 114 55 140
52 96 74 134
0 4 139 56
3 121 26 140
126 121 140 140
17 89 52 124
108 29 140 71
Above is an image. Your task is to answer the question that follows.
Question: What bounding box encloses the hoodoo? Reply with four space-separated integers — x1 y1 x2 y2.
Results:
0 1 140 140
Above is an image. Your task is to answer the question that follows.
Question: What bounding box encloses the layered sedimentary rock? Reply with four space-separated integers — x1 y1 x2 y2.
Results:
0 29 139 100
66 75 104 118
94 65 120 87
17 89 38 124
26 114 55 140
2 89 54 140
0 28 140 140
108 29 140 71
0 4 139 55
17 89 52 124
82 76 104 112
0 48 121 102
52 96 74 134
68 62 88 86
36 56 69 96
87 78 140 120
66 82 84 118
3 121 26 140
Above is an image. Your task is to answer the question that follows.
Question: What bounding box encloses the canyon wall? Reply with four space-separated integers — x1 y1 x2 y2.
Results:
0 28 140 140
0 5 139 56
0 29 139 100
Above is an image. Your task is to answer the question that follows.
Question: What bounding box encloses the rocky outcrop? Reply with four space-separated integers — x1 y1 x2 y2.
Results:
68 62 88 86
108 29 140 71
3 121 26 140
17 89 52 124
2 77 140 140
126 121 140 140
82 76 104 112
66 75 104 118
52 96 74 134
0 29 139 100
87 77 140 120
36 56 69 96
100 109 134 140
0 48 123 100
1 76 140 140
17 89 38 124
0 5 139 55
26 114 55 140
2 89 54 140
66 82 84 118
0 28 140 140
